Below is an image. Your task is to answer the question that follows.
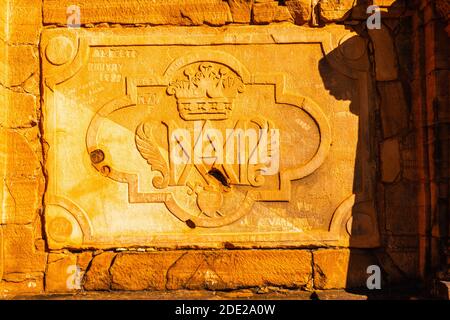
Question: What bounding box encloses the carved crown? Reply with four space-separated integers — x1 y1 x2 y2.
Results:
167 62 245 120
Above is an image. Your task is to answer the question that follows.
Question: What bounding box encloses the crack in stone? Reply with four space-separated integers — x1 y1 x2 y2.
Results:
165 251 189 290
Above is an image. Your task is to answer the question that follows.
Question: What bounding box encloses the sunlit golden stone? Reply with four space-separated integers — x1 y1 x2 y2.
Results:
41 25 379 250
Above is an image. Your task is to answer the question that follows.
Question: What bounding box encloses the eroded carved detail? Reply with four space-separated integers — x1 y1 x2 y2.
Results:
167 62 245 120
42 26 379 249
84 56 331 228
135 121 170 189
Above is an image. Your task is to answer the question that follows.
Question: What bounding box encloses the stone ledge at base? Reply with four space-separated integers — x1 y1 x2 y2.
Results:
3 288 431 301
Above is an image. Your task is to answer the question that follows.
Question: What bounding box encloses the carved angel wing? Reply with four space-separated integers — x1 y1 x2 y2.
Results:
135 122 169 189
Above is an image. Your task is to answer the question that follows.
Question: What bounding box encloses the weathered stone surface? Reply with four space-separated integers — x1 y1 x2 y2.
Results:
6 45 38 87
165 252 220 290
368 27 399 81
1 129 41 177
1 0 441 298
385 182 420 235
1 178 41 224
9 0 42 44
83 252 116 291
319 0 355 22
77 252 93 271
206 250 312 289
1 91 38 128
381 138 401 183
43 0 233 26
0 272 44 296
167 250 312 290
351 0 408 20
0 129 43 224
252 1 293 24
399 132 424 182
378 81 409 138
227 0 253 23
313 249 378 289
110 250 312 290
7 288 392 300
22 72 41 96
41 25 378 250
314 249 349 289
2 225 46 274
0 1 7 41
286 0 311 25
111 252 183 291
45 253 78 292
385 250 419 278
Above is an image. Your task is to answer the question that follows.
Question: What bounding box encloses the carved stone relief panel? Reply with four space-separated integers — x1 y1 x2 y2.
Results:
41 25 379 249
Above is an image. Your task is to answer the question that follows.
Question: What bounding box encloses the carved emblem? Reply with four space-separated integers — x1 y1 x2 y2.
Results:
42 27 380 249
84 55 331 228
167 62 245 120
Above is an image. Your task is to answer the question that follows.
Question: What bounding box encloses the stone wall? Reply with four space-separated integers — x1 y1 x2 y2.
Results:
0 0 47 294
415 0 449 292
0 0 448 298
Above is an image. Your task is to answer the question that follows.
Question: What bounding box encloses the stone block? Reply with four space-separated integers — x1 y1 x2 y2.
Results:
252 1 293 24
9 0 42 44
313 249 378 289
378 81 409 138
286 0 311 25
109 250 312 291
368 27 399 81
228 0 253 23
83 251 116 291
77 251 94 271
167 250 312 290
2 224 46 275
381 138 401 183
45 253 79 292
111 252 183 291
6 45 39 87
0 272 44 296
0 129 43 225
43 0 233 26
1 91 38 129
1 178 42 224
319 0 355 22
385 182 421 235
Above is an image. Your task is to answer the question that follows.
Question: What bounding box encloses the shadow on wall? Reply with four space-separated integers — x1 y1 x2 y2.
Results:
318 0 423 297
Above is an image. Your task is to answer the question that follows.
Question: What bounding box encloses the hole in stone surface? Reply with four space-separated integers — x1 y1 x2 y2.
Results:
310 292 320 300
223 242 236 249
90 149 105 164
100 165 111 176
186 219 196 229
208 168 230 187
